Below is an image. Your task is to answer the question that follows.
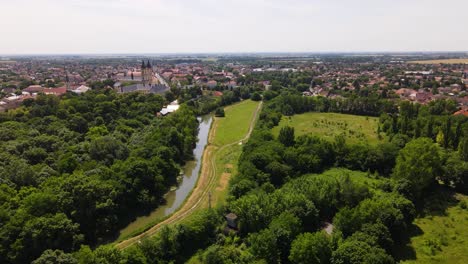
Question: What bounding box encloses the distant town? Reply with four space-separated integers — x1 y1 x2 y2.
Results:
1 53 467 115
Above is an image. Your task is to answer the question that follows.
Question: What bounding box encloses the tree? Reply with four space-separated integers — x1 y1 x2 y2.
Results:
74 245 123 264
442 151 468 193
122 246 147 264
8 213 83 264
215 107 225 117
436 130 445 146
331 240 394 264
459 137 468 162
202 244 253 264
89 136 129 165
251 92 262 101
392 138 442 198
278 126 295 147
32 250 78 264
269 212 302 262
289 232 331 264
248 229 279 264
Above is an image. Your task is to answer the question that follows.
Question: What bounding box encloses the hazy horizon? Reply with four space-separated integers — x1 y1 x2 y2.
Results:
2 51 468 57
1 0 468 54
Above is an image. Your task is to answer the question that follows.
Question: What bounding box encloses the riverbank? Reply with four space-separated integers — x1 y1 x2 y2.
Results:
116 100 262 249
115 115 213 241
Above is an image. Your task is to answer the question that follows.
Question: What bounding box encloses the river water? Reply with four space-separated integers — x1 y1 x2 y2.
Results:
118 115 213 238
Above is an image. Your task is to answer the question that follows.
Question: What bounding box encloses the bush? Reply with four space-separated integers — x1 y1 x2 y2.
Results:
251 92 262 101
215 108 225 117
459 200 467 209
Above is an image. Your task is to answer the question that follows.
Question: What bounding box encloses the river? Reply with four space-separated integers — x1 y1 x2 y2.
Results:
118 114 213 239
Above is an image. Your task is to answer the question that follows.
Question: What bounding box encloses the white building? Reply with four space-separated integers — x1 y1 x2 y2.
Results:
159 100 180 116
71 85 91 94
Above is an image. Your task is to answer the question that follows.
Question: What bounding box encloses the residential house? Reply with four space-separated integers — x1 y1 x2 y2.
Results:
207 80 217 89
43 87 67 96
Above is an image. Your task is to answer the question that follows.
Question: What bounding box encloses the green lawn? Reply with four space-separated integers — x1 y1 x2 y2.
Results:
272 112 384 145
213 100 260 146
402 194 468 264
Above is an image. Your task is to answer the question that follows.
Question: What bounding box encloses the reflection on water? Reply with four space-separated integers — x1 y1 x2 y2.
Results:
119 115 213 237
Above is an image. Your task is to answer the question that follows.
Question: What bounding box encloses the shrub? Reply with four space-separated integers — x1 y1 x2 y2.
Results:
215 108 225 117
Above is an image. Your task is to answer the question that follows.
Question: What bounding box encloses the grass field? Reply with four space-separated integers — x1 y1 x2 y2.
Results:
213 100 260 146
272 112 384 145
305 168 382 190
402 194 468 264
409 59 468 64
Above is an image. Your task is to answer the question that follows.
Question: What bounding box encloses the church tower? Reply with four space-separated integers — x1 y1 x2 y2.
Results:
141 59 153 86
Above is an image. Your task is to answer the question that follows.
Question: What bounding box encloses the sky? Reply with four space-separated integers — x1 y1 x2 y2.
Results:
0 0 467 54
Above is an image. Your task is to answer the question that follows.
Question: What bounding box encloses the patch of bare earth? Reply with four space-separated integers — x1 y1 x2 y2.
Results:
216 172 231 191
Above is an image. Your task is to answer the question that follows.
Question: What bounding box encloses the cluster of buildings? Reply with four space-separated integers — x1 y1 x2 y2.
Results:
0 84 91 112
154 63 239 89
301 61 468 108
1 56 467 113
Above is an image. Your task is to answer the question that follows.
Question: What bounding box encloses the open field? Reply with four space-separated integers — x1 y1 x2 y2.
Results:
409 58 468 64
272 112 384 145
402 194 468 264
213 100 260 146
116 100 262 249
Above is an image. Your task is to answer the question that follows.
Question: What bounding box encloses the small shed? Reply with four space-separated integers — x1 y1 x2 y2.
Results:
225 213 238 229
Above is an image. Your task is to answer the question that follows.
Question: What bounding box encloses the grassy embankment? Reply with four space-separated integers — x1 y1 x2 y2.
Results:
184 99 261 218
272 112 384 145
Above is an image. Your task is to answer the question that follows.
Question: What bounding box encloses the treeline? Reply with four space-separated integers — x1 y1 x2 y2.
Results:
0 91 199 263
180 86 262 115
379 100 467 192
380 100 464 150
271 93 397 117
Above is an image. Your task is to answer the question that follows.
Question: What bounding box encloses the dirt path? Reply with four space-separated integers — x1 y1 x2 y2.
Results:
116 101 262 250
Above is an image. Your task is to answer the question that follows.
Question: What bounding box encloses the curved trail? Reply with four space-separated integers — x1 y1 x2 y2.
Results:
117 101 262 250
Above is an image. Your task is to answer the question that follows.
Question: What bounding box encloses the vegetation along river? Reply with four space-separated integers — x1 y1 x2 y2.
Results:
118 115 213 239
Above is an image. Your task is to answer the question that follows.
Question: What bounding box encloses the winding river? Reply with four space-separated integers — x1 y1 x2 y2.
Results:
118 115 213 239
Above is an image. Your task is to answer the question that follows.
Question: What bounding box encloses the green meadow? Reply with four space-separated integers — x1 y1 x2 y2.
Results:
272 112 384 145
402 194 468 264
213 100 260 146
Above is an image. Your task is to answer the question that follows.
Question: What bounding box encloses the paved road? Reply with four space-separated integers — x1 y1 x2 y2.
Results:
155 72 169 87
116 101 262 250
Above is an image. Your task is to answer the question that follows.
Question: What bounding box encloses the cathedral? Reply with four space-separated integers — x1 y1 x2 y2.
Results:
117 59 169 94
141 60 153 86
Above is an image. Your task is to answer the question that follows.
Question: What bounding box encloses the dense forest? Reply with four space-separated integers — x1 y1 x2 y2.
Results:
33 91 466 264
0 90 200 263
1 87 467 263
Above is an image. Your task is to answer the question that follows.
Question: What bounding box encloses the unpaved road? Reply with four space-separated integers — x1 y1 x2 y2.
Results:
116 101 262 250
